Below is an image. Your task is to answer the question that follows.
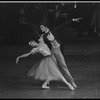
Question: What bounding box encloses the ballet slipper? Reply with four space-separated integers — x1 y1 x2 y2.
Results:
72 82 77 88
42 83 49 89
68 84 74 90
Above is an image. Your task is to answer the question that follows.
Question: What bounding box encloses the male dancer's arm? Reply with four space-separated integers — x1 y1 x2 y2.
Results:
46 18 82 46
54 18 81 30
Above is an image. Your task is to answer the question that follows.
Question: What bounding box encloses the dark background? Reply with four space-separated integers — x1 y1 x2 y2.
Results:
0 3 99 45
1 2 100 98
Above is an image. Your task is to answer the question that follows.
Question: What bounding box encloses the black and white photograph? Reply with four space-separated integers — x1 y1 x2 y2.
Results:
0 1 100 99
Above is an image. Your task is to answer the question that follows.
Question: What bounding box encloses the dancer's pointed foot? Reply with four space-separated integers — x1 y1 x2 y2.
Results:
68 84 74 90
72 82 77 88
42 83 49 89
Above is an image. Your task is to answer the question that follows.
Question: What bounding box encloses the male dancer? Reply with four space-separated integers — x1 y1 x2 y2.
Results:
40 25 77 88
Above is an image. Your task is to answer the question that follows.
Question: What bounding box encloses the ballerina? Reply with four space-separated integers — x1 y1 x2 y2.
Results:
16 33 74 90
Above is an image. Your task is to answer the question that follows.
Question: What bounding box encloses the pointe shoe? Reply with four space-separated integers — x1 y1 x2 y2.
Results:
72 83 77 88
68 84 74 90
42 84 49 89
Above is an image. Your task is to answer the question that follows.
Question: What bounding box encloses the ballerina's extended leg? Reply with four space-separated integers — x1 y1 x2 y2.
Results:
72 82 77 88
61 76 75 90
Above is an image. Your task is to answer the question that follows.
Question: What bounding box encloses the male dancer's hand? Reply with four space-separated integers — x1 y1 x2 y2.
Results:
47 31 55 41
16 57 19 64
72 18 82 22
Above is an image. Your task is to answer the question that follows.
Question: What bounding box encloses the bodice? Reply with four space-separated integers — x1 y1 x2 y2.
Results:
38 43 51 56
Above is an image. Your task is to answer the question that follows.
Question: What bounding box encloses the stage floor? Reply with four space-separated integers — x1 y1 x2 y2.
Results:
0 41 100 99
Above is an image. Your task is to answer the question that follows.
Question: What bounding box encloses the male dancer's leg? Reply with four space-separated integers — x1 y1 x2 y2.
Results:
52 47 77 88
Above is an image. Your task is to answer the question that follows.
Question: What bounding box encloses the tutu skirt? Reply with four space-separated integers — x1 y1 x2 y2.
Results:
27 54 66 81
